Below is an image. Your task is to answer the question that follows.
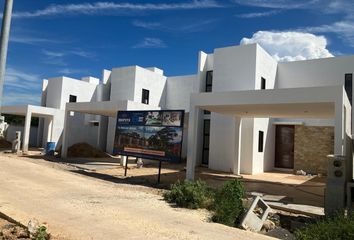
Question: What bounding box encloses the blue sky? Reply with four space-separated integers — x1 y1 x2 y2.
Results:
1 0 354 105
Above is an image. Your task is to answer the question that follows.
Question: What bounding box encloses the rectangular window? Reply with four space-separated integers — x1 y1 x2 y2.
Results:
204 71 213 115
142 89 149 104
345 73 353 104
205 71 213 92
202 119 211 165
261 77 266 90
69 95 77 103
258 131 264 152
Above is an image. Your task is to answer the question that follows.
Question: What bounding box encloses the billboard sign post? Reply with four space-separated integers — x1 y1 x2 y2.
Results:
113 110 185 183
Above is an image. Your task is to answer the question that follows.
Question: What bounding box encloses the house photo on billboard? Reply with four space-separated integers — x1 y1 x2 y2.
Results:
1 43 353 180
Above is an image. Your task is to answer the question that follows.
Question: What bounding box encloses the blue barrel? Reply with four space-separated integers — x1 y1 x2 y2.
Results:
46 142 56 155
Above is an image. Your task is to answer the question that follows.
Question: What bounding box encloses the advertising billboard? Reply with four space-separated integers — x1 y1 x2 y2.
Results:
113 110 184 162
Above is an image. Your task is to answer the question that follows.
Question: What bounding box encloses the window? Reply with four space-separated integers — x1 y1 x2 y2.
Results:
258 131 264 152
69 95 77 103
345 73 353 104
205 71 213 92
204 71 213 115
202 119 211 165
261 77 266 90
142 89 149 104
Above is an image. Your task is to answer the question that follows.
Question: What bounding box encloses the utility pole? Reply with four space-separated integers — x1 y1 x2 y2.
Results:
0 0 13 108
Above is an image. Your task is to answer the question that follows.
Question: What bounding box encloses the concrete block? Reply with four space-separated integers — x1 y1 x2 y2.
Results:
240 196 271 232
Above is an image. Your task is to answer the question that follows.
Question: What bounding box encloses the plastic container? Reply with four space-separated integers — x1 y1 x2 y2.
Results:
46 142 56 155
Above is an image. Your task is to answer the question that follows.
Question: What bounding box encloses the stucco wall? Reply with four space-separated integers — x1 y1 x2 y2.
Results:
294 125 334 174
165 75 196 112
5 125 38 147
276 55 354 89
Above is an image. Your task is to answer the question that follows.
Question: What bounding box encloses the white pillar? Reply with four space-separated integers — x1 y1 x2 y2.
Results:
233 116 242 175
120 156 127 166
0 0 13 108
47 117 53 142
61 110 69 158
22 108 32 153
334 100 344 155
186 106 200 180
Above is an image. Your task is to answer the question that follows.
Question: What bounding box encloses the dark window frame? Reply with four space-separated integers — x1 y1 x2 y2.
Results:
204 71 213 115
205 70 213 92
69 95 77 103
142 89 150 104
202 119 210 165
261 77 266 90
258 131 264 153
345 73 353 104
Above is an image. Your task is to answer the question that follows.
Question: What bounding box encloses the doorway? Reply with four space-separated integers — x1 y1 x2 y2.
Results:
275 125 294 169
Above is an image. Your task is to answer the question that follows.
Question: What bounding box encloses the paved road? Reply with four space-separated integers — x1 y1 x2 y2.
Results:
0 154 273 240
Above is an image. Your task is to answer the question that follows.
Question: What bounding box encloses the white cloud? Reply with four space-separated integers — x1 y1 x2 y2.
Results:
133 38 167 49
12 1 222 18
10 36 60 45
300 21 354 48
240 31 334 62
236 10 280 18
132 21 161 30
132 19 217 33
3 92 41 106
3 67 42 105
232 0 319 9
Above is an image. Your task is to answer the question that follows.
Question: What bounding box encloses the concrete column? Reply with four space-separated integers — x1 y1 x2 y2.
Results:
186 106 200 180
61 110 69 158
233 116 242 175
0 0 13 108
47 117 53 142
334 100 344 155
22 108 32 153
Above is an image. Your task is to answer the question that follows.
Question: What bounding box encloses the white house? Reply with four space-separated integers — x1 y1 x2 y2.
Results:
2 43 353 180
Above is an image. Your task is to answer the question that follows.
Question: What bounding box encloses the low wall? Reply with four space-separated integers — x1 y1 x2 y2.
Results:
5 125 39 147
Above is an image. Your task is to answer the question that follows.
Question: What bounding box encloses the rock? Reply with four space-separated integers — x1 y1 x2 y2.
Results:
15 226 30 238
27 218 39 236
263 219 276 231
265 227 295 240
295 170 306 176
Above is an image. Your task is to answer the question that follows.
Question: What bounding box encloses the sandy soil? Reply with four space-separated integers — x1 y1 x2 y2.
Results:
0 153 273 240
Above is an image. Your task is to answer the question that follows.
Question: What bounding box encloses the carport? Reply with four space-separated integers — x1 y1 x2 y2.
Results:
186 86 352 180
61 100 160 158
0 105 64 152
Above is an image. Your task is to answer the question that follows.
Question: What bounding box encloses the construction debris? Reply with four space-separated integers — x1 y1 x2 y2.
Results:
240 196 272 232
0 138 11 148
67 142 110 158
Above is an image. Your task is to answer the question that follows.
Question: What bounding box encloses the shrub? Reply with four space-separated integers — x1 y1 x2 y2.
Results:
163 180 214 209
212 179 245 227
33 225 49 240
295 211 354 240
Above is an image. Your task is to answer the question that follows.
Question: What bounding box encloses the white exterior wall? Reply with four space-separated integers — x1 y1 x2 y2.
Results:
209 44 258 174
249 45 278 174
5 125 38 147
276 56 354 88
110 66 136 102
166 75 196 112
133 66 167 108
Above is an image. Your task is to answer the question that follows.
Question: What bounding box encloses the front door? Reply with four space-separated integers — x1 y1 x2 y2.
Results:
275 125 294 169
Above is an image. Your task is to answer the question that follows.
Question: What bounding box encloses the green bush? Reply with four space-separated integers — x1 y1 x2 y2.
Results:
33 225 49 240
212 179 245 227
163 180 214 209
295 212 354 240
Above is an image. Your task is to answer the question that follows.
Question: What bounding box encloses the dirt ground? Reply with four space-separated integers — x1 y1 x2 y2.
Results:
0 152 273 240
56 156 325 208
0 217 30 240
